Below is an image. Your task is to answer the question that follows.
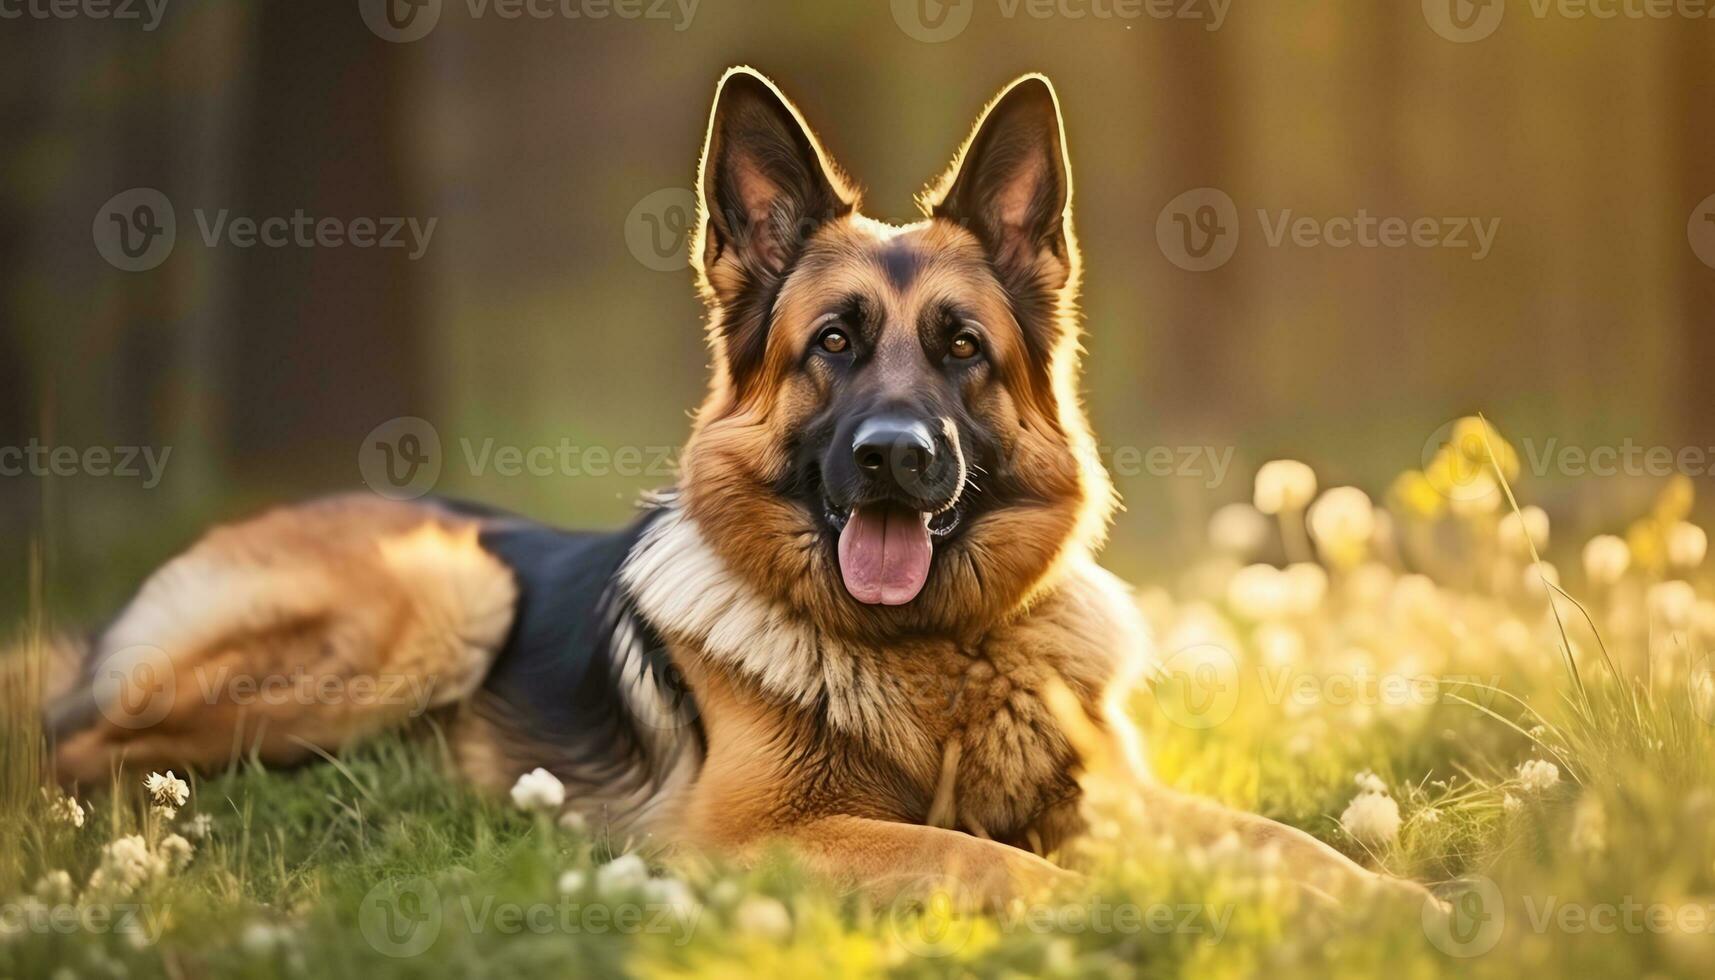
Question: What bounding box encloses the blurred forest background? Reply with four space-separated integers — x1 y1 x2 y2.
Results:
2 0 1713 623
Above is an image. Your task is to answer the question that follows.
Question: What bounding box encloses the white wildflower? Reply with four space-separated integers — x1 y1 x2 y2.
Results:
1502 793 1524 814
1346 562 1396 609
88 834 167 895
1417 807 1443 826
509 767 566 812
557 870 587 895
1515 759 1560 793
1667 522 1708 570
708 880 744 907
1252 623 1305 668
1227 564 1290 621
1209 503 1271 557
1254 460 1318 515
1339 790 1400 846
47 793 86 829
159 833 195 872
181 814 214 840
595 854 650 894
152 805 179 823
34 870 76 904
734 895 793 941
1498 506 1550 558
1307 487 1376 566
1353 770 1388 795
1582 535 1631 586
1448 472 1501 517
642 877 701 921
241 921 295 955
1648 581 1697 630
1520 561 1561 603
557 810 588 834
144 771 189 808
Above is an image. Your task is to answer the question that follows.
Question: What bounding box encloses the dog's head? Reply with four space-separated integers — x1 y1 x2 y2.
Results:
679 68 1114 638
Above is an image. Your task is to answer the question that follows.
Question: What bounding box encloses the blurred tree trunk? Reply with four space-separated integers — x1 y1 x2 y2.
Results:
1150 29 1242 434
229 0 428 480
1678 29 1715 453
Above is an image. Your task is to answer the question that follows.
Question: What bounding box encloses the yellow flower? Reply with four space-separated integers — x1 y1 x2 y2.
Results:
1450 416 1520 481
1424 416 1517 508
1627 519 1666 575
1388 470 1445 520
1655 474 1695 524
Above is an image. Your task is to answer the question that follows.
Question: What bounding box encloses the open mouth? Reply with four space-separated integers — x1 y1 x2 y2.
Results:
823 495 962 606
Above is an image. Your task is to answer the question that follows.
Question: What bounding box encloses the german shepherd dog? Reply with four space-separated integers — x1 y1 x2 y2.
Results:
44 69 1437 909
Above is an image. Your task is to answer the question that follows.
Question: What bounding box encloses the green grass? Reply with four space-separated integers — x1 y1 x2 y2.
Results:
5 450 1715 978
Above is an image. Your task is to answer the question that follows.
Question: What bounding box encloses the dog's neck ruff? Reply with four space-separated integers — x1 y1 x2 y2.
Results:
619 502 939 744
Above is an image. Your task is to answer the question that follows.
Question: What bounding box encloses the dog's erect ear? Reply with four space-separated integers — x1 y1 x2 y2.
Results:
694 68 854 313
930 75 1075 302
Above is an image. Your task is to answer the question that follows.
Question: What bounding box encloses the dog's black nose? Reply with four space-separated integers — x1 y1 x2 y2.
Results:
852 416 936 482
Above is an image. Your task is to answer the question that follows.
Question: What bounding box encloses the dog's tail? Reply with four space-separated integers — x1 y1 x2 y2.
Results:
44 495 518 790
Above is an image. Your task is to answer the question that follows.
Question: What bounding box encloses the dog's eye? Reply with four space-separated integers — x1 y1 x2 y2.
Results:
818 329 851 354
949 331 981 360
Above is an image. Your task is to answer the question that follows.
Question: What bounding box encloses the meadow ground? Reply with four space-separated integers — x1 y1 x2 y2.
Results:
4 420 1714 979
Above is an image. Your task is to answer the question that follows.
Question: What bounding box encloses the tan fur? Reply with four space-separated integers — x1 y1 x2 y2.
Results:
52 496 516 786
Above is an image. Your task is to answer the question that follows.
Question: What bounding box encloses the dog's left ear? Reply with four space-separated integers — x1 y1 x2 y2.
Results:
929 75 1075 301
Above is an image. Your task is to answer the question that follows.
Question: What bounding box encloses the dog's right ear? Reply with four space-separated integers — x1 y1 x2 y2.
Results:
693 68 855 383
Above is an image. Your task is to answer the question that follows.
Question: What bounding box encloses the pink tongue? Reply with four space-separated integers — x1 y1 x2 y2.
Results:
837 503 933 605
